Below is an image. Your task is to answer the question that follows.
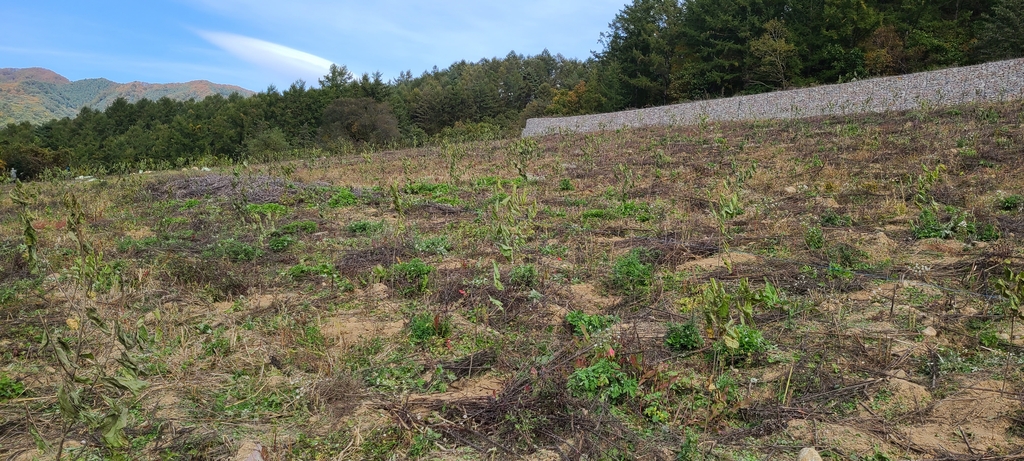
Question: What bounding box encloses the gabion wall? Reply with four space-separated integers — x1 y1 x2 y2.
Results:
522 58 1024 137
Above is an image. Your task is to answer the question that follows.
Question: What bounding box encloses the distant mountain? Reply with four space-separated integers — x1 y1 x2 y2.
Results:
0 68 255 125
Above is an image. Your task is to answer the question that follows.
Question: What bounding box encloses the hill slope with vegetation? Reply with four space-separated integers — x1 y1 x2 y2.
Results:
0 67 254 125
0 99 1022 460
2 0 1022 179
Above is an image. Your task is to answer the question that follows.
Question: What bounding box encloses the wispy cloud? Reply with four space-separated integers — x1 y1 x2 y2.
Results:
181 0 624 78
196 31 333 84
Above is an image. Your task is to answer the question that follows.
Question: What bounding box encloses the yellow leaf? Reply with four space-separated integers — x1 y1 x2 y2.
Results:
66 318 80 331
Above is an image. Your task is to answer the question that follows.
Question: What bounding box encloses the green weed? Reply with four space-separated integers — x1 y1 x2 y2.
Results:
804 225 825 249
347 220 385 235
268 235 296 251
609 248 656 298
408 312 452 345
567 358 638 403
327 188 358 207
665 322 704 351
565 310 618 336
999 195 1023 212
0 373 26 401
387 259 434 295
510 263 538 287
208 239 262 262
278 220 318 234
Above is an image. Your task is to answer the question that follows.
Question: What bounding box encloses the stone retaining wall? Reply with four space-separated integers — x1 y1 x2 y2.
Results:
522 58 1024 137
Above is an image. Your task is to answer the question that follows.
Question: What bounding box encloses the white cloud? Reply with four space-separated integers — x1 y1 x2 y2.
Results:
196 30 333 84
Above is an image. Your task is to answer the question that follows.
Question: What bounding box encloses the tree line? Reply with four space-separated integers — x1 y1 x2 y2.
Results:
2 0 1021 178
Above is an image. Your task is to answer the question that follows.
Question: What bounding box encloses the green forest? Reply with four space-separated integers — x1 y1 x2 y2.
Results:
2 0 1022 178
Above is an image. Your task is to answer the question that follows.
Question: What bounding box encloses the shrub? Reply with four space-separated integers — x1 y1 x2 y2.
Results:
567 358 638 403
558 178 575 191
609 248 656 298
320 97 401 145
244 127 290 160
435 121 503 143
1 144 67 179
566 310 618 336
665 322 704 351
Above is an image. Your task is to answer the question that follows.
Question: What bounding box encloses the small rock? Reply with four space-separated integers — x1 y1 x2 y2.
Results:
998 333 1011 341
235 441 267 461
921 326 937 337
893 369 908 379
798 447 823 461
784 186 798 194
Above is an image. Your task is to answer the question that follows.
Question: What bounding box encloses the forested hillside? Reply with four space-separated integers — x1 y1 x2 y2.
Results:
2 0 1022 178
0 68 254 125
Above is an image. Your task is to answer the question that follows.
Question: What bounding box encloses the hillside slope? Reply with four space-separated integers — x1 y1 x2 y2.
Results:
0 68 254 125
1 99 1023 460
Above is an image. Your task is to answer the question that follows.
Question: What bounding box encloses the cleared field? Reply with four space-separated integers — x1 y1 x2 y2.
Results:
1 100 1023 460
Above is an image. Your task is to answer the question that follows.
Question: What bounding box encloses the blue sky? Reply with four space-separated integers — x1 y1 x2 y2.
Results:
0 0 627 92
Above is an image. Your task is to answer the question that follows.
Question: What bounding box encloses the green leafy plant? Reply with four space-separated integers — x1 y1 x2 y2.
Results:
710 190 744 233
245 202 288 216
387 259 434 295
506 138 540 180
327 188 358 207
665 322 704 351
278 220 318 234
408 428 441 459
487 183 538 261
914 163 946 205
804 225 825 249
347 220 385 235
209 238 262 262
998 194 1023 212
616 200 655 222
567 358 638 403
911 206 996 241
566 310 618 336
0 373 26 401
820 209 853 226
409 312 452 345
609 248 656 298
510 263 538 287
558 178 575 191
413 235 452 255
714 324 769 364
996 267 1024 342
268 235 296 252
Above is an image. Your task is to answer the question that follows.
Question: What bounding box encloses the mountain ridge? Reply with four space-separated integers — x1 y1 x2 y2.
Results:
0 68 254 125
